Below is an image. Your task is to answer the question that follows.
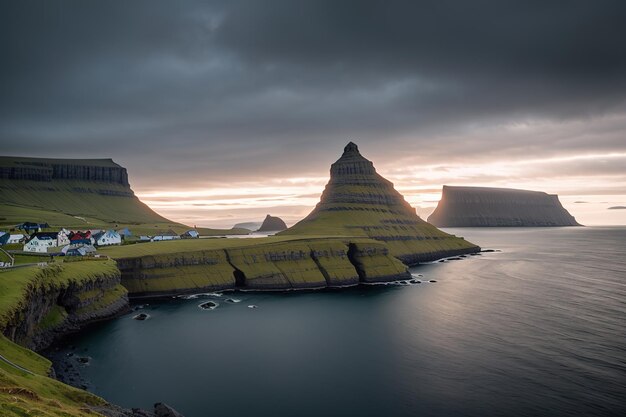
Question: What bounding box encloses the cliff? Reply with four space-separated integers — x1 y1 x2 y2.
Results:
280 143 480 264
427 186 581 227
0 260 131 416
0 156 172 228
106 236 410 297
256 215 288 232
0 260 129 351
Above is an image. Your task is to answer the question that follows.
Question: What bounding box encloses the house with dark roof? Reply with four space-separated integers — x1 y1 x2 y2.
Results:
181 230 200 239
93 230 122 246
23 232 60 253
16 222 50 233
62 243 97 256
117 228 132 238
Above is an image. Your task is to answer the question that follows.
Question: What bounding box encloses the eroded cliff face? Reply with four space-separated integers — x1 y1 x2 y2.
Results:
114 238 410 296
1 261 129 351
0 157 129 185
428 186 581 227
280 142 480 264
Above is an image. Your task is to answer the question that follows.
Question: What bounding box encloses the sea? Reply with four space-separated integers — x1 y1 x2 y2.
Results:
54 227 626 417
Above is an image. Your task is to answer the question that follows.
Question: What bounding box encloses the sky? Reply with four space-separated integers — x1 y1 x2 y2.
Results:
1 0 626 227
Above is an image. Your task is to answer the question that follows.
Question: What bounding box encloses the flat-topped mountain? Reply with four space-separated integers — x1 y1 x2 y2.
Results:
281 142 479 264
0 156 170 227
428 186 581 227
257 214 288 232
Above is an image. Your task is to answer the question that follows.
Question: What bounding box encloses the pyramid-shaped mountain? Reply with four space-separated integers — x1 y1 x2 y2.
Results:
281 142 479 264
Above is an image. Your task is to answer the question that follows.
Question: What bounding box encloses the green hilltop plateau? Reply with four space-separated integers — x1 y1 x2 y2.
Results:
0 156 247 235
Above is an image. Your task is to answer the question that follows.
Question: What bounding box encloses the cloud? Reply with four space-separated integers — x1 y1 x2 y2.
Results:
1 1 626 225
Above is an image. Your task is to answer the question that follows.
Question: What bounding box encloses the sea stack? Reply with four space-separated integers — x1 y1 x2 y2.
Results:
281 142 479 264
257 214 288 232
428 186 581 227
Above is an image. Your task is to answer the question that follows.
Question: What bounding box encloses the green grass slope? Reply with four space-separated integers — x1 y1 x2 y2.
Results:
0 261 127 416
0 156 247 235
279 143 479 264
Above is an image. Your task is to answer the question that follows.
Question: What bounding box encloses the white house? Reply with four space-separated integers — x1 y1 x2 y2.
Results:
93 230 122 246
8 234 25 244
23 232 59 253
62 243 97 256
151 230 181 242
181 230 200 239
57 229 71 246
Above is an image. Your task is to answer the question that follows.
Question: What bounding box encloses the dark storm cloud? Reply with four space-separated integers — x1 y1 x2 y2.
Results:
1 0 626 185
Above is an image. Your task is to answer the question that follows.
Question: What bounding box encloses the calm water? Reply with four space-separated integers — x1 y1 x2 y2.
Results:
58 227 626 416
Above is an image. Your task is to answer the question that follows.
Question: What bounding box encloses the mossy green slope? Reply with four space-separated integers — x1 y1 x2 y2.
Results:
1 334 107 417
280 143 479 264
0 260 126 349
0 260 129 417
0 156 248 235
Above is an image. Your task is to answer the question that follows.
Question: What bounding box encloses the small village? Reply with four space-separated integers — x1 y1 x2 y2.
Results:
0 222 200 268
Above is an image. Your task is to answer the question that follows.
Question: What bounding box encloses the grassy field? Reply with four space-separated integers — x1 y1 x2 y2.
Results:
0 334 107 416
100 234 366 258
0 261 120 328
0 202 248 237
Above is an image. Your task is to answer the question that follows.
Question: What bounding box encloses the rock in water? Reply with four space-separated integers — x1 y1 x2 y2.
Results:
280 142 479 264
256 214 288 232
154 402 184 417
198 301 218 310
428 186 581 227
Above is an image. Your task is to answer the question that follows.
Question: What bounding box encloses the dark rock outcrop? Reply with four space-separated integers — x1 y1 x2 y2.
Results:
256 215 288 232
154 402 185 417
0 156 129 185
280 142 480 264
428 186 581 227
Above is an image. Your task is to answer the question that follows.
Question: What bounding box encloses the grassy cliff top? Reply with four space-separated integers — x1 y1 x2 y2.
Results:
100 235 375 258
0 260 120 416
0 261 119 328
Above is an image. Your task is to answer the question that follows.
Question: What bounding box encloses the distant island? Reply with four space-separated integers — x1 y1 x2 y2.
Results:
608 206 626 210
256 214 288 232
428 185 580 227
233 221 263 231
